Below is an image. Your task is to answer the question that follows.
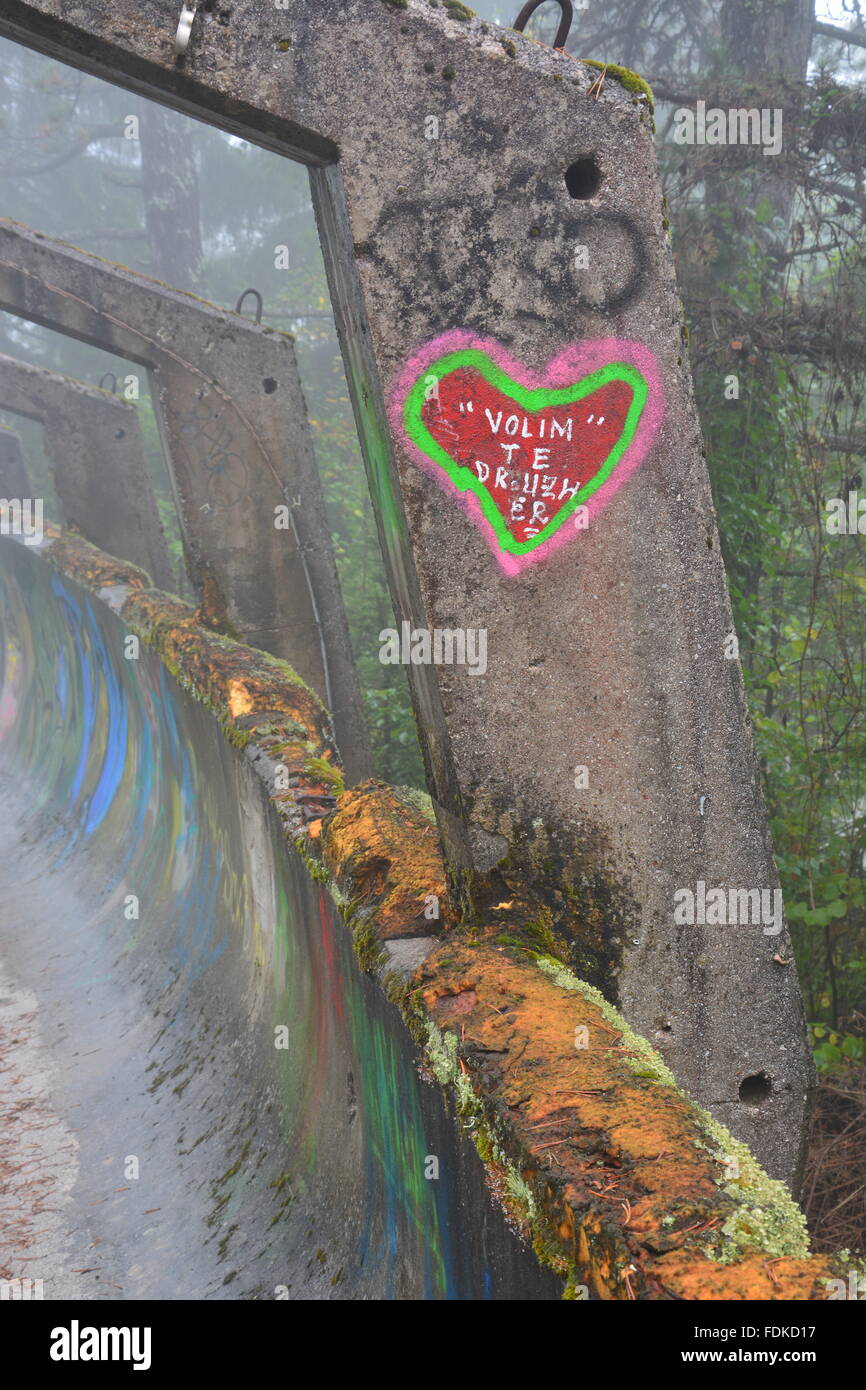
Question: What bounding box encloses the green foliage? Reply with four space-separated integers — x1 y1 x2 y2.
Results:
809 1023 866 1074
664 148 866 1047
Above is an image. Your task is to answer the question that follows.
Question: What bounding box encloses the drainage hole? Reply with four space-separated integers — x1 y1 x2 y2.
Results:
564 156 602 200
739 1071 772 1106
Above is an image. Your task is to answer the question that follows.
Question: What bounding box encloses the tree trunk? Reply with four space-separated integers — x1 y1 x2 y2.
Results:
721 0 813 81
138 104 204 294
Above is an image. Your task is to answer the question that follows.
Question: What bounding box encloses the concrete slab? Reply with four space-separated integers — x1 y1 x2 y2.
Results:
0 352 173 586
0 425 31 497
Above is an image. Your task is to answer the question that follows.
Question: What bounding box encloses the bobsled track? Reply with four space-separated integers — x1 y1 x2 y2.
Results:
0 529 846 1302
0 536 559 1300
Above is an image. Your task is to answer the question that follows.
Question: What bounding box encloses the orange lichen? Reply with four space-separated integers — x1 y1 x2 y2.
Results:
322 781 450 938
655 1251 830 1301
227 679 255 719
121 586 333 755
45 525 150 592
411 941 836 1299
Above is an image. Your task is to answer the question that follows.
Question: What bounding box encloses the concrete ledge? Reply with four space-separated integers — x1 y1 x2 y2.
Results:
319 796 841 1298
40 525 339 827
410 946 834 1299
321 781 450 940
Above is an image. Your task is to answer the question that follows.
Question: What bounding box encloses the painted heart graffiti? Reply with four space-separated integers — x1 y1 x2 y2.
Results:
394 333 663 574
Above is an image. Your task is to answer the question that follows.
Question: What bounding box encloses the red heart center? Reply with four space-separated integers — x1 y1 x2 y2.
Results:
421 366 635 547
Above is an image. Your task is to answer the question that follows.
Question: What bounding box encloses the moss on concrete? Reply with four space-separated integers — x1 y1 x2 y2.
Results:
536 956 809 1265
401 940 836 1298
460 807 634 998
43 523 150 593
303 755 345 795
581 59 654 113
443 0 474 19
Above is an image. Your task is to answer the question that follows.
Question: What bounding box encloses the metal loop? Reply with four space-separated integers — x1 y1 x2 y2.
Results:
512 0 574 49
175 2 199 57
98 372 118 393
235 288 264 325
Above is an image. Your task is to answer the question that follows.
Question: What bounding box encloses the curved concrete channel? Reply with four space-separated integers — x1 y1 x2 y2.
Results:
0 539 559 1300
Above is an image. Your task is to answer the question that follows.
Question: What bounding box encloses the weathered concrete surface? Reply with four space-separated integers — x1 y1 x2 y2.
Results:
0 425 31 497
0 534 558 1300
0 0 812 1185
0 352 173 586
0 530 843 1300
0 221 370 782
317 784 840 1299
323 780 451 938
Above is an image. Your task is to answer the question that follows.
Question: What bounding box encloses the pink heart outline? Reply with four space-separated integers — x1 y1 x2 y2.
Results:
389 330 665 575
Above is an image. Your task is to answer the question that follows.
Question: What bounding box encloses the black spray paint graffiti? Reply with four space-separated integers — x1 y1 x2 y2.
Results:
360 195 649 326
560 209 650 314
177 398 251 512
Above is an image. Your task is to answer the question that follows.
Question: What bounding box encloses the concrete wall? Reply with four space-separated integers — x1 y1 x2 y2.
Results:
0 351 173 587
0 426 31 496
0 535 558 1300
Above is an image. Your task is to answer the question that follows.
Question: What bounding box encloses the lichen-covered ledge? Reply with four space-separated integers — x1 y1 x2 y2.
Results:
38 526 340 827
16 527 848 1300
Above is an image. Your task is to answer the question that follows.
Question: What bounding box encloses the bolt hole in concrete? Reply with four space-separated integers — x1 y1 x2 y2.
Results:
564 156 602 200
262 377 277 393
739 1071 773 1106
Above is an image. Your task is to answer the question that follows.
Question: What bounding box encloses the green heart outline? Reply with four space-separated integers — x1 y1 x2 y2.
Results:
402 349 649 555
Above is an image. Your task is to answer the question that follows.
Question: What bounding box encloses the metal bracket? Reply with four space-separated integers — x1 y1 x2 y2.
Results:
512 0 574 50
234 288 264 325
175 2 199 57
